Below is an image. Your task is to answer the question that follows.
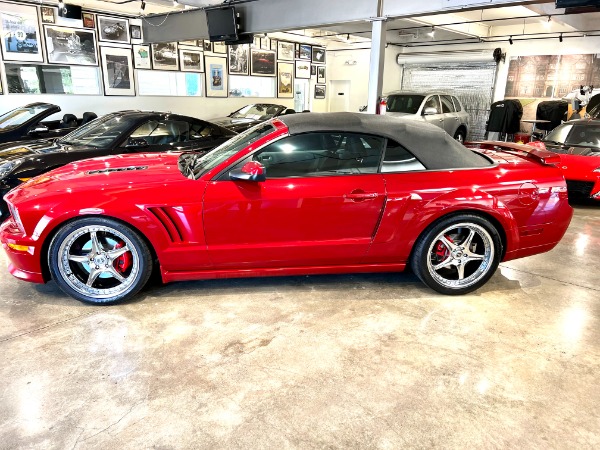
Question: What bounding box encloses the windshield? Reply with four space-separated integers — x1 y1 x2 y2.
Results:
545 123 600 149
0 104 55 131
179 123 275 179
230 104 282 120
58 114 137 148
386 95 425 114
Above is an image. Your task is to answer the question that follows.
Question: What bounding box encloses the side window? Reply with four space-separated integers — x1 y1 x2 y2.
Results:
423 95 441 114
129 119 190 145
440 95 455 113
381 140 426 173
190 121 217 140
452 96 462 112
250 132 385 178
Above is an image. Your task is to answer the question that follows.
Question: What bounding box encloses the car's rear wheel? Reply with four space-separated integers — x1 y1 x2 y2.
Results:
48 217 152 304
454 129 466 144
410 214 502 295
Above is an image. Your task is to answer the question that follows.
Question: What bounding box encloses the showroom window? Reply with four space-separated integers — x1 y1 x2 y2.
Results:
136 70 203 96
251 132 385 178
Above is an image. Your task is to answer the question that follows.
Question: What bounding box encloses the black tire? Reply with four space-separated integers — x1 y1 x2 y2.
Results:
48 217 153 304
410 214 502 295
453 128 466 144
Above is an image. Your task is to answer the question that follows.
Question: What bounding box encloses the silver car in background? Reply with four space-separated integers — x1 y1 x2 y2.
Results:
383 92 470 143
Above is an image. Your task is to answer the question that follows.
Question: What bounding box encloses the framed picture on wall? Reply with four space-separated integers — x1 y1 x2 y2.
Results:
212 41 227 54
317 66 326 83
0 3 44 63
311 65 317 76
45 25 98 66
270 39 277 51
202 40 212 51
299 44 311 60
132 44 151 69
295 60 310 79
41 7 56 24
205 55 228 97
130 24 142 41
295 43 300 59
260 36 270 50
151 42 179 70
251 49 275 76
179 39 199 47
82 13 96 29
277 62 294 98
315 84 326 99
97 16 130 44
277 41 294 61
179 49 204 72
312 46 326 64
100 46 135 96
228 43 249 75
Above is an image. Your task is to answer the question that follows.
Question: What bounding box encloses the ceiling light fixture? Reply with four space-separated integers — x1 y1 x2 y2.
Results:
346 33 350 41
544 15 551 29
509 35 513 45
429 26 435 38
173 0 178 6
559 33 563 42
140 1 146 14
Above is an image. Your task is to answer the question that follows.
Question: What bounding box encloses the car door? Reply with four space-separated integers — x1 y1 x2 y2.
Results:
202 131 387 269
439 95 459 136
422 95 444 130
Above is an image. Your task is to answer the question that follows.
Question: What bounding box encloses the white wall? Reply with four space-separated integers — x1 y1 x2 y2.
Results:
326 46 402 113
0 93 294 122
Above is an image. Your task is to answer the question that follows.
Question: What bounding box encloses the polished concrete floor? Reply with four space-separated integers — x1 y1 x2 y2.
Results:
1 206 599 449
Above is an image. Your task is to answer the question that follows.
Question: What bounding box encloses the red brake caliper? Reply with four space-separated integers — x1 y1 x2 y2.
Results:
113 242 132 273
434 235 453 261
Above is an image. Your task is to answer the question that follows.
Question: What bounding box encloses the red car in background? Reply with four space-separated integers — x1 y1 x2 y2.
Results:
535 119 600 201
1 113 572 304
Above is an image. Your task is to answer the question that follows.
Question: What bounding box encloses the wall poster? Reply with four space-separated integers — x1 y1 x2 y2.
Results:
205 55 228 97
277 62 294 98
100 46 135 96
0 3 43 63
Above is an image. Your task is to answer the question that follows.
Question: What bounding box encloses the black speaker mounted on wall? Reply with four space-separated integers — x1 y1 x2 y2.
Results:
58 4 83 20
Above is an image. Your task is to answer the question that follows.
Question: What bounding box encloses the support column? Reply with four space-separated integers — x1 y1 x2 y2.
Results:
366 19 387 114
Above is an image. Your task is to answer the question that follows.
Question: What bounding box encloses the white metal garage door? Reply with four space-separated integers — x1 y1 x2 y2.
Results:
401 62 497 140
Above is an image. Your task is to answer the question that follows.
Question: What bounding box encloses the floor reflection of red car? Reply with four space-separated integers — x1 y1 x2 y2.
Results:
535 119 600 201
1 113 572 304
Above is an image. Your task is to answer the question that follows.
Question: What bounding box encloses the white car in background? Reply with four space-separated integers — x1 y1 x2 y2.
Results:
382 91 470 143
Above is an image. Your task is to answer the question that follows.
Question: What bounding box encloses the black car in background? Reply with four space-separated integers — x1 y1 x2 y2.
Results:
212 103 295 133
0 111 236 221
0 103 96 144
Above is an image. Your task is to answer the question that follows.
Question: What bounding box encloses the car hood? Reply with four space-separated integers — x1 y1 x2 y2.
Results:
13 152 184 195
0 139 64 162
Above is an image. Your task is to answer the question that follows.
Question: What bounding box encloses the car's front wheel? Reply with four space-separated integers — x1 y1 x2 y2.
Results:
410 214 502 295
48 217 153 304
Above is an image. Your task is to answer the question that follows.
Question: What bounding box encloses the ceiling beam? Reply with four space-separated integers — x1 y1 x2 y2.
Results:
143 0 380 43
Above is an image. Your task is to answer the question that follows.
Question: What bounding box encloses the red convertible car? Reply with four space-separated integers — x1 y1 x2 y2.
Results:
534 119 600 201
1 113 572 304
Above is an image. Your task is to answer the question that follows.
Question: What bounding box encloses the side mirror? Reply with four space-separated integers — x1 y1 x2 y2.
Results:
423 107 438 116
125 138 149 149
230 161 266 182
29 125 49 135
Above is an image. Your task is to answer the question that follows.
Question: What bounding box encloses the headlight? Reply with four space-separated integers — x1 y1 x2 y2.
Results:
0 159 22 179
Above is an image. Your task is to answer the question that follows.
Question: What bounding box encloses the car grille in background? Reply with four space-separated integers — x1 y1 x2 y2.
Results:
565 180 595 199
147 207 185 243
87 166 148 175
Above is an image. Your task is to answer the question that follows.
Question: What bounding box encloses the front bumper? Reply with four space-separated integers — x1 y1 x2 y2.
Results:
0 218 45 284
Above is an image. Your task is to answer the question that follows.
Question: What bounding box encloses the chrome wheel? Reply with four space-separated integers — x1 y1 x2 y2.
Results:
57 225 140 300
426 222 494 290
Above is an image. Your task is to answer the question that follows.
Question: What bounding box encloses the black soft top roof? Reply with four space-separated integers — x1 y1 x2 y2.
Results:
277 112 488 170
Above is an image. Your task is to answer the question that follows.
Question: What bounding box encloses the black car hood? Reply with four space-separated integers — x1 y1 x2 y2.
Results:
0 140 93 163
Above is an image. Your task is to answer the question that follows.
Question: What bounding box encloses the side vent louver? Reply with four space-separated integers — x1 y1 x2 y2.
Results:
148 207 184 243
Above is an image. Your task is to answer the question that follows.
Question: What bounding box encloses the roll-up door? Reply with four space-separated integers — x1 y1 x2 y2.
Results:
401 62 497 140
